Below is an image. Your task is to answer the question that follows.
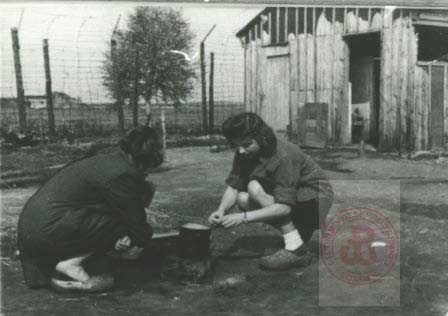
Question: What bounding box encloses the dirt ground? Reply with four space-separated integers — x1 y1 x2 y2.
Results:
1 146 448 315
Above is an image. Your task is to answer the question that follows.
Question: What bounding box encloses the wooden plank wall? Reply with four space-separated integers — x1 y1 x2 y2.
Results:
241 6 446 150
414 63 448 150
445 65 448 149
244 41 251 112
380 9 417 152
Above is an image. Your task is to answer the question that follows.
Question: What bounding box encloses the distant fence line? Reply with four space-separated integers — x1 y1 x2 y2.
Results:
2 16 246 136
0 101 244 135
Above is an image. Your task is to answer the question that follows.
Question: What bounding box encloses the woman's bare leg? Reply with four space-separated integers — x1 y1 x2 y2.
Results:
247 180 296 234
55 252 93 282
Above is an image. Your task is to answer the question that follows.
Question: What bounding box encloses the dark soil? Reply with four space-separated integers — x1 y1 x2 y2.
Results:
1 147 448 315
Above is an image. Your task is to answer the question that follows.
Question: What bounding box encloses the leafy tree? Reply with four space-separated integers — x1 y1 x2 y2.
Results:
103 7 196 134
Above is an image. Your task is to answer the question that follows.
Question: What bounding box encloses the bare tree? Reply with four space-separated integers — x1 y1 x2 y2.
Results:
103 38 133 133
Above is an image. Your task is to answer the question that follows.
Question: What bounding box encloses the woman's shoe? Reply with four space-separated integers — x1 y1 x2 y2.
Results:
259 244 312 271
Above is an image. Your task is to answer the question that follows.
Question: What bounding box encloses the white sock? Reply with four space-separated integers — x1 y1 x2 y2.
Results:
283 229 304 251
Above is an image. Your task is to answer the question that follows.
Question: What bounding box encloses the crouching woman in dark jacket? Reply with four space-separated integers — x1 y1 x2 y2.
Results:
17 126 164 292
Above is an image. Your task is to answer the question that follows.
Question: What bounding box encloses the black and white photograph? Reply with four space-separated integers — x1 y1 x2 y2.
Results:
1 0 447 314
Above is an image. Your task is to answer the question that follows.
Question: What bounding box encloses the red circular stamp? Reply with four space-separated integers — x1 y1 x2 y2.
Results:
320 207 399 285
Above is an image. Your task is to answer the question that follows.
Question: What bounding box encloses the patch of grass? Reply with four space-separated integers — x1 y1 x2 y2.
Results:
0 133 227 188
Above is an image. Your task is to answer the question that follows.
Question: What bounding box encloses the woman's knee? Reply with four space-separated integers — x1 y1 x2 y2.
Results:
247 180 264 199
236 192 249 210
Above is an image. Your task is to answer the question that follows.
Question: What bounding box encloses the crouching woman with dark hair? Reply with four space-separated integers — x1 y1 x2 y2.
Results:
209 113 333 271
17 126 164 292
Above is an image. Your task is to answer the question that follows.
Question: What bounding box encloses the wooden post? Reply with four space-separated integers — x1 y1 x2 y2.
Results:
355 8 359 33
200 41 208 131
313 7 317 101
304 8 308 101
209 52 214 132
132 47 139 127
276 7 280 43
268 11 272 44
343 7 348 33
161 105 167 154
396 10 402 154
407 11 416 153
243 40 247 109
11 27 27 132
111 38 125 133
43 39 55 137
295 8 299 35
428 64 432 148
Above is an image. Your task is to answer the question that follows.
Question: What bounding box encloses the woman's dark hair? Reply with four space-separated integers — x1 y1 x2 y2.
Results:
119 126 164 170
222 112 277 157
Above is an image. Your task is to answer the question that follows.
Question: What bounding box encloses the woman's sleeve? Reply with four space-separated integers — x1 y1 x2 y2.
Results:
272 157 300 206
102 173 153 247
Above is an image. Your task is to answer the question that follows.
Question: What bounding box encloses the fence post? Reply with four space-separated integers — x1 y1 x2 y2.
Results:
209 52 214 132
43 39 55 137
200 42 208 131
132 45 139 127
11 27 27 132
111 38 125 133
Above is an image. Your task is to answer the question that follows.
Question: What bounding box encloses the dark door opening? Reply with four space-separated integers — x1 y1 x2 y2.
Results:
345 32 381 146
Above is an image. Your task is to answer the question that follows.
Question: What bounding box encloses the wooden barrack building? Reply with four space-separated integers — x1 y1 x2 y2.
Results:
236 5 448 151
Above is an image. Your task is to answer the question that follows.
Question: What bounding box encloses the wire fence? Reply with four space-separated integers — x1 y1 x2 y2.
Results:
0 6 251 136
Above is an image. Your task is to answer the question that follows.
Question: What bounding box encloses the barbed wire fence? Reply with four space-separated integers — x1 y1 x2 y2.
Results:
0 8 246 138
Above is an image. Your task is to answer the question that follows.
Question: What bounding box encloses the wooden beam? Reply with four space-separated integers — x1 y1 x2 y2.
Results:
343 7 347 33
413 20 448 28
428 64 432 148
43 39 55 137
356 7 359 33
200 42 208 130
407 11 416 151
251 40 257 114
331 7 336 141
389 8 394 149
342 42 350 144
209 52 214 131
368 8 372 29
304 7 308 101
285 8 288 41
268 11 272 45
276 7 280 44
444 65 448 148
243 43 247 109
313 7 317 101
397 9 404 154
255 23 258 41
379 8 387 149
11 28 27 132
295 7 299 35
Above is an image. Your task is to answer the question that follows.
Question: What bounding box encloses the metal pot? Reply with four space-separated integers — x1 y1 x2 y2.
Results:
177 223 211 259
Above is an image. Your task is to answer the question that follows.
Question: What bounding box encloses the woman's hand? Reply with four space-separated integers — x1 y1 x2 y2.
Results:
220 213 245 228
120 246 143 260
115 235 131 251
208 210 224 227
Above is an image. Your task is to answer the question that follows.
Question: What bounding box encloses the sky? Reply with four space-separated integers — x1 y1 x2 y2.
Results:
0 2 262 104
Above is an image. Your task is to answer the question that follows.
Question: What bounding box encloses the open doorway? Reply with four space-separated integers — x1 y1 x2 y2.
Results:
345 32 381 146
